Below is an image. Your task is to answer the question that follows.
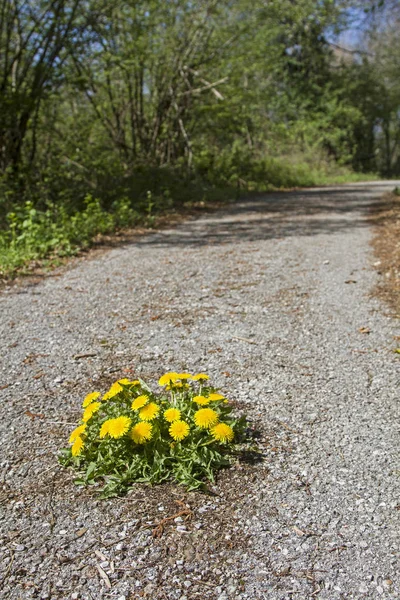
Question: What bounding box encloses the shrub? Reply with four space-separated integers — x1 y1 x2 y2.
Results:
59 372 246 497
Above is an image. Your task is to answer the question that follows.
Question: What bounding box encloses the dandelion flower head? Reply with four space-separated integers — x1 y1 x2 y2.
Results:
71 436 84 456
82 402 101 422
99 420 110 438
211 423 234 443
194 408 218 429
158 372 179 386
118 378 137 386
208 393 225 401
193 395 211 406
176 372 192 380
82 391 100 408
101 416 131 439
69 424 86 444
131 395 149 410
169 420 190 441
192 373 209 381
166 381 184 390
164 407 181 423
103 381 124 400
131 421 152 444
139 402 160 421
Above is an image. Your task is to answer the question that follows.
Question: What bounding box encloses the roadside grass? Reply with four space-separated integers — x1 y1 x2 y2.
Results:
0 159 377 280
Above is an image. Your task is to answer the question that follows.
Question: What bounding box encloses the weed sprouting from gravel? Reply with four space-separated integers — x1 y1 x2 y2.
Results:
59 371 247 497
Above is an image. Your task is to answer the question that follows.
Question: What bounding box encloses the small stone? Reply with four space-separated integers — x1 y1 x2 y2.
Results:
59 530 67 535
14 544 25 552
71 594 78 600
359 583 368 594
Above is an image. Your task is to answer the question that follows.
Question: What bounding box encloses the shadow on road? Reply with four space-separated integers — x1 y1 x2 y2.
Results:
138 184 392 248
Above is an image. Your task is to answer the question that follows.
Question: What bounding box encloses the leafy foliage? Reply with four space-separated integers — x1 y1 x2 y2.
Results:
59 373 247 497
0 0 399 276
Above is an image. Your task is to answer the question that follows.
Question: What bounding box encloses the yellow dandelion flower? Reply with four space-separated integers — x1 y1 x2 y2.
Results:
69 424 86 444
158 372 179 386
174 382 183 387
82 391 100 408
71 436 84 456
118 378 140 386
169 420 190 441
131 395 149 410
211 423 234 443
164 407 181 423
208 393 225 401
193 395 211 406
139 402 160 421
118 378 133 385
166 381 184 390
82 401 101 422
103 381 124 400
99 420 110 438
194 408 218 429
192 373 209 381
176 372 192 380
131 421 152 444
102 416 131 438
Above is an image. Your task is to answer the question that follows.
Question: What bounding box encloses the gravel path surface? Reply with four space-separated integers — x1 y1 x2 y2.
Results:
1 181 399 600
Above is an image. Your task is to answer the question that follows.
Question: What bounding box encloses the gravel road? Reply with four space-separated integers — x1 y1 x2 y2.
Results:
0 181 399 600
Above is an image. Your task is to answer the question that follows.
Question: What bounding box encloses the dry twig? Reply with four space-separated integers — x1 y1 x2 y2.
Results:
151 500 193 538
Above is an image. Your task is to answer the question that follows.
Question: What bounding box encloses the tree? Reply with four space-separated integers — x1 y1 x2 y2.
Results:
0 0 82 174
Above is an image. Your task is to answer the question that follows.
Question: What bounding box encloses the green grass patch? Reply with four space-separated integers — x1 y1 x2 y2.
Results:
0 157 376 279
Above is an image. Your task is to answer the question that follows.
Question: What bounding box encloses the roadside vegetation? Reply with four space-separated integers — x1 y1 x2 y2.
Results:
371 189 400 318
0 0 399 278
